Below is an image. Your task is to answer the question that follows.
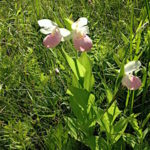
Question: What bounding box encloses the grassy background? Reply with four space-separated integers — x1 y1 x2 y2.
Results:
0 0 150 149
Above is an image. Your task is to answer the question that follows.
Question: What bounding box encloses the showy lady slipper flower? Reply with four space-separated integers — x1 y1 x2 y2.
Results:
38 19 71 48
71 17 92 52
122 61 142 90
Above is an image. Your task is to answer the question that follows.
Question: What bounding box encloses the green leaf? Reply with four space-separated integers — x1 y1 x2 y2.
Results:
87 94 95 114
121 32 129 45
62 51 94 91
64 117 78 140
97 102 121 132
64 18 73 30
111 117 128 143
102 81 113 103
84 136 108 150
142 127 150 140
68 86 90 121
113 54 121 67
107 102 121 124
87 94 98 127
67 87 97 131
71 74 81 88
142 113 150 128
123 133 138 148
129 114 142 138
78 52 95 91
62 49 86 80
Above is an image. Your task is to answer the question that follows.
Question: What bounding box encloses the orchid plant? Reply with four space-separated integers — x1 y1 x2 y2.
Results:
38 17 144 149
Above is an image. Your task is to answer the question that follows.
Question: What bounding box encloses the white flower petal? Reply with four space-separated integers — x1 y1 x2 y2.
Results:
77 17 88 28
124 61 141 74
78 26 89 35
59 28 71 37
40 28 52 35
72 22 77 30
39 26 57 35
59 28 71 41
72 17 88 30
38 19 57 28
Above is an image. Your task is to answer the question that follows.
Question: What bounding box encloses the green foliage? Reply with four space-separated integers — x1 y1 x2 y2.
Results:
65 52 129 149
44 124 69 150
3 120 34 149
64 17 74 31
0 0 150 149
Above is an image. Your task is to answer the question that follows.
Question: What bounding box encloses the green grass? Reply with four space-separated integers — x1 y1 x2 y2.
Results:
0 0 150 149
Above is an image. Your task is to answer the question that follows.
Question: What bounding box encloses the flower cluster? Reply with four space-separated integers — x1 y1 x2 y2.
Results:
38 18 142 91
38 17 92 52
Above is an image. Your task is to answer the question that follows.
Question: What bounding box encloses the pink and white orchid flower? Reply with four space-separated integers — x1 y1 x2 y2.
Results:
38 19 71 48
71 17 93 52
122 61 142 90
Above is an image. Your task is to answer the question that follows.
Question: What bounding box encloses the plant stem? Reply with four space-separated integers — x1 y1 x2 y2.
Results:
130 91 135 114
124 90 130 113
